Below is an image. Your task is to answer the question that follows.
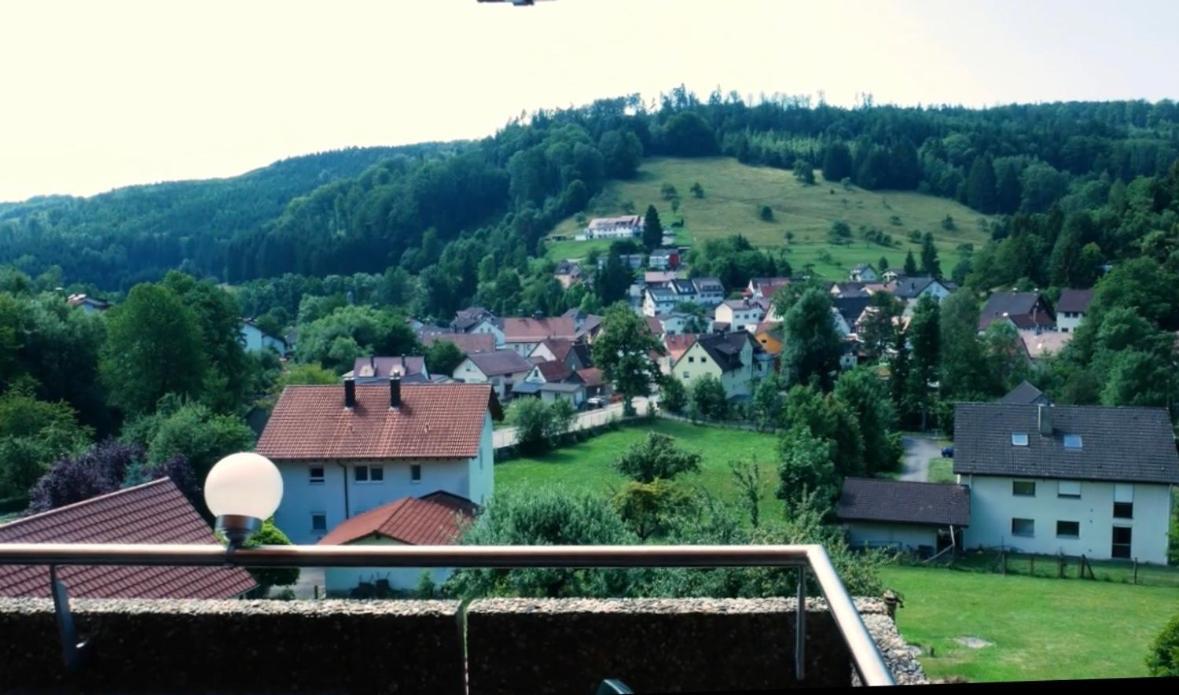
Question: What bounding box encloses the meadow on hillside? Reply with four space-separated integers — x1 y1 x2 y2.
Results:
547 157 991 281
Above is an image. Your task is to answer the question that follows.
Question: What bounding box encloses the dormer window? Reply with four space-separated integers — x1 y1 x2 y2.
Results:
1063 434 1082 449
1011 432 1029 446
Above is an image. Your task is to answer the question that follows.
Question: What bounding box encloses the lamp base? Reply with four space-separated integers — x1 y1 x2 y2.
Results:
215 515 263 548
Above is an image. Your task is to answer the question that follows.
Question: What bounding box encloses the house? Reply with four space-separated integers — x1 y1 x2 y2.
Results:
953 402 1179 564
66 293 111 314
672 331 766 400
839 339 860 370
849 264 879 282
837 478 971 556
345 356 430 384
520 360 587 407
832 296 872 337
562 308 604 343
692 277 726 307
501 315 600 356
585 215 644 239
318 491 476 596
648 248 681 271
978 292 1055 333
596 253 645 270
645 270 683 285
744 277 790 301
1056 289 1094 333
999 380 1053 406
528 338 592 371
0 478 256 599
554 260 584 289
754 321 784 356
452 350 534 400
830 282 872 299
715 299 767 334
659 333 699 375
577 367 610 400
257 380 500 545
451 307 496 333
888 276 953 312
241 319 289 355
643 286 678 317
1018 329 1071 360
419 331 497 355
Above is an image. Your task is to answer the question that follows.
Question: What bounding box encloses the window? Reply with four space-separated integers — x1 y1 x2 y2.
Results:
354 465 383 483
1011 432 1029 446
1063 434 1082 449
311 513 327 532
354 466 368 483
1114 502 1133 519
1056 520 1080 538
1012 480 1036 497
1111 526 1132 559
309 466 324 484
1011 518 1035 538
411 464 422 483
1114 484 1133 519
682 372 690 379
1057 480 1081 498
688 356 694 363
370 465 383 482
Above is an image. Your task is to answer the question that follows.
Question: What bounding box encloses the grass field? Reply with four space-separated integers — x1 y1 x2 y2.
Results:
928 458 955 483
495 419 785 526
880 564 1179 682
545 157 991 280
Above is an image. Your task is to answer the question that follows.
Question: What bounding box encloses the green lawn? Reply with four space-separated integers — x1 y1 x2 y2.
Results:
928 458 955 483
880 565 1179 682
545 157 991 280
496 419 784 525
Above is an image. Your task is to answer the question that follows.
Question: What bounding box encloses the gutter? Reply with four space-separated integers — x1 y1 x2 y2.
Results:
336 462 350 519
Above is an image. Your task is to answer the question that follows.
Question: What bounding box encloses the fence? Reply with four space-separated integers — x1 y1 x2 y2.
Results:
942 548 1179 588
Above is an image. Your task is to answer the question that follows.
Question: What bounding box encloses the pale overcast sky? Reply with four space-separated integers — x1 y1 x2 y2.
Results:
1 0 1176 202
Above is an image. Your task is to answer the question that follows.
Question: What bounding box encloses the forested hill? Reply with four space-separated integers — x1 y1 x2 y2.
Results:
2 91 1178 296
0 143 448 288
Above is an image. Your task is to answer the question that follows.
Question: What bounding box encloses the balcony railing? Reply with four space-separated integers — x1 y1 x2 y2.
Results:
0 542 895 687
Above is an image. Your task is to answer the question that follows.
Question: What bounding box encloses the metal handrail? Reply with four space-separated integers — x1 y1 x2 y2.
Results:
0 542 895 687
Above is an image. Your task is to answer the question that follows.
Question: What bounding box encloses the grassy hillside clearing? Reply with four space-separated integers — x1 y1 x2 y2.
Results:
547 157 991 281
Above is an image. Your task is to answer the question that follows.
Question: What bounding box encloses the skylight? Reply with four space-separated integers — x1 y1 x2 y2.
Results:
1011 432 1029 446
1063 434 1082 449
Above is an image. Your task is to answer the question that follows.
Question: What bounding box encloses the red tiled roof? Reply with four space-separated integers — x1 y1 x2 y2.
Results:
0 478 256 599
256 383 495 461
318 492 477 546
534 360 576 383
644 317 664 336
663 333 699 362
502 317 577 342
536 338 574 363
576 367 604 388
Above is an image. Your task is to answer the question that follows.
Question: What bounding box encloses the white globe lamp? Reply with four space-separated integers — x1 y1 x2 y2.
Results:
204 452 284 547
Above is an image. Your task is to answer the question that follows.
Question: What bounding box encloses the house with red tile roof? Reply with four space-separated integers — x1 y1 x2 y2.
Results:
452 349 535 401
419 331 497 356
0 478 256 599
318 491 477 596
256 380 500 545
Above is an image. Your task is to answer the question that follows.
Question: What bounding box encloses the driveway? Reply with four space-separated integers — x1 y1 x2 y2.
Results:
493 396 653 449
899 434 943 482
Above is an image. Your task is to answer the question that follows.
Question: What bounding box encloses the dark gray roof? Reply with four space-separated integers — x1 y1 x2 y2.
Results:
694 331 756 372
451 307 496 332
1057 289 1094 314
464 350 533 377
837 478 970 527
953 403 1179 484
891 276 938 299
999 381 1052 406
978 292 1054 331
833 296 872 327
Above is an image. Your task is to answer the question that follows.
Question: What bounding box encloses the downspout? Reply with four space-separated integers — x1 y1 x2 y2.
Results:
336 462 350 519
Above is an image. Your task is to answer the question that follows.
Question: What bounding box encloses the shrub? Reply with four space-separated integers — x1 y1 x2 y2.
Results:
1147 614 1179 676
759 205 774 222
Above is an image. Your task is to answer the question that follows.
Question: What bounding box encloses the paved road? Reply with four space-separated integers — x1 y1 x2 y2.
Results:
494 396 654 449
899 434 943 482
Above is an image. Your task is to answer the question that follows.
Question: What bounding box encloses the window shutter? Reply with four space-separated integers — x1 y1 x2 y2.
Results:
1058 481 1081 497
1114 484 1134 503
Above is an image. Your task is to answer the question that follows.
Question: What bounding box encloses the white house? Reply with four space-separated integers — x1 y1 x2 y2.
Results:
519 360 586 407
255 380 500 549
1056 289 1094 333
849 264 879 283
889 276 954 316
837 478 971 556
953 402 1179 565
585 215 644 239
714 299 766 334
692 277 726 308
643 286 678 317
671 331 765 400
240 319 289 355
452 350 534 401
316 491 476 596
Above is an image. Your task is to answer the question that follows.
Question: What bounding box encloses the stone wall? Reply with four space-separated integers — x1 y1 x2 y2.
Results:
0 596 925 692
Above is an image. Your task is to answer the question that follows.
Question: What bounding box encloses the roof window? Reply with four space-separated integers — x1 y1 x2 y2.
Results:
1063 434 1082 449
1011 432 1029 446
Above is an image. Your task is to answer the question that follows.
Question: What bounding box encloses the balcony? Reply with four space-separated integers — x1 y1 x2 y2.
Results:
0 543 926 691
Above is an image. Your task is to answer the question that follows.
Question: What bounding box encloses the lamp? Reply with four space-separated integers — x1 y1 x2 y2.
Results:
204 452 283 547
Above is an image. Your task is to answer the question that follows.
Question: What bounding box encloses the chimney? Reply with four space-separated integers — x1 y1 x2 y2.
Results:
390 374 401 409
344 377 356 409
1037 404 1052 436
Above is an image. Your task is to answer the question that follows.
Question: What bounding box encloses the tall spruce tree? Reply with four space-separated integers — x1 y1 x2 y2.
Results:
966 155 998 213
643 205 664 251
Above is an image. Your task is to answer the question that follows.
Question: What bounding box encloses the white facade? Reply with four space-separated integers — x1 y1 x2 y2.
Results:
1058 310 1085 333
673 339 756 399
241 323 287 354
452 359 530 400
845 522 940 552
643 290 677 317
959 474 1173 565
850 266 879 282
659 313 692 336
324 536 455 596
715 302 765 333
274 415 494 546
470 319 506 346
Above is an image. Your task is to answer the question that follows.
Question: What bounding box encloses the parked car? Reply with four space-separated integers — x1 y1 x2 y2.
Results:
941 446 954 458
585 396 606 409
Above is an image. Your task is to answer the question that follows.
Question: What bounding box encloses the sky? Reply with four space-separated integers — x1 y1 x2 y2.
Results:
1 0 1177 202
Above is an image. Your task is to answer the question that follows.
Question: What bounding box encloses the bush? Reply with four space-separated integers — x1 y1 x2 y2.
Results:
505 398 576 455
1147 613 1179 676
759 205 774 222
659 376 688 414
614 433 702 483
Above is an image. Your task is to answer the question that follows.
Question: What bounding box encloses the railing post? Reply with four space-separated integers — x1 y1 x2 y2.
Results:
795 566 806 683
